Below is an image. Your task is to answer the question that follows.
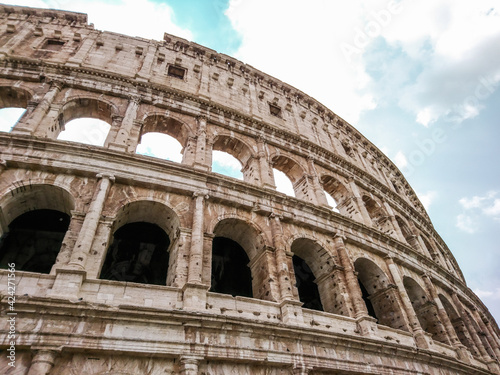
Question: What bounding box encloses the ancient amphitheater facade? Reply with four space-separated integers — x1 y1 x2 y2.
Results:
0 4 499 375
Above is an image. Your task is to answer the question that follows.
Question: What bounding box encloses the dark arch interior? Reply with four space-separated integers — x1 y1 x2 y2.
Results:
210 237 252 298
358 279 378 321
0 209 70 273
100 222 170 286
292 254 323 311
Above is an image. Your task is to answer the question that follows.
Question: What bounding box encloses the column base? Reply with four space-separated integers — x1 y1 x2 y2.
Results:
182 283 210 311
47 267 86 299
280 299 304 326
355 315 378 337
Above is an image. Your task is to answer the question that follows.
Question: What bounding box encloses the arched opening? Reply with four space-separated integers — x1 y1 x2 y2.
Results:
0 184 74 273
324 191 340 213
290 237 348 315
57 118 111 146
403 277 448 344
0 86 31 132
292 254 323 311
100 222 170 285
138 114 191 162
212 150 243 180
439 294 478 355
210 237 252 297
354 258 408 331
273 168 295 196
362 195 384 223
395 216 415 245
136 132 183 162
271 155 307 199
100 201 180 287
57 98 114 144
0 209 70 273
211 218 268 300
211 136 256 182
0 108 26 132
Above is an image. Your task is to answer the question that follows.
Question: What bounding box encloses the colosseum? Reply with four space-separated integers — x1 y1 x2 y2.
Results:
0 4 499 375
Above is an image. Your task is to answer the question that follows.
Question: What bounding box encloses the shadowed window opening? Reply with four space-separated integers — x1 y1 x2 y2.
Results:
100 222 170 286
358 279 378 321
292 255 323 311
43 39 65 51
168 65 186 79
0 209 70 273
269 103 282 118
210 237 252 298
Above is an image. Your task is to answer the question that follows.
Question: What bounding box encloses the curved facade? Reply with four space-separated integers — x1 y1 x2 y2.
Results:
0 4 499 375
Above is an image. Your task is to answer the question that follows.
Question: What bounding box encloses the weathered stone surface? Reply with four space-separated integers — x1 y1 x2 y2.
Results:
0 4 499 375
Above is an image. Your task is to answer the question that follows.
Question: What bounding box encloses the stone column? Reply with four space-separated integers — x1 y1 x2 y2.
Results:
17 81 64 136
136 42 158 81
27 348 59 375
452 293 490 361
472 308 500 360
68 173 114 270
187 192 207 284
332 234 376 336
385 256 429 349
482 317 500 359
66 30 99 66
270 214 294 301
109 96 140 151
292 365 311 375
0 22 33 58
271 213 303 324
421 274 470 361
104 114 123 148
332 235 367 319
179 355 203 375
193 116 210 170
183 192 210 311
347 179 372 225
257 137 276 189
307 157 329 207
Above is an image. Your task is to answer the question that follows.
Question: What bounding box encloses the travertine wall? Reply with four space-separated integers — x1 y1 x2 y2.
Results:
0 4 499 375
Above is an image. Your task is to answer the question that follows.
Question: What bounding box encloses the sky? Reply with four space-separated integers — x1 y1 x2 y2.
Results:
1 0 500 324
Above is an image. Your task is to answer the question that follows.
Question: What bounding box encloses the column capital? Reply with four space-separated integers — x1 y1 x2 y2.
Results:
192 190 209 200
96 173 115 183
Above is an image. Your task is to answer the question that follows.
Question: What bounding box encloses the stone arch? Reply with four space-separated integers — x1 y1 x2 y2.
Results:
403 276 448 344
59 96 117 125
421 234 441 262
290 237 347 315
354 257 408 331
99 200 180 286
362 194 395 236
0 85 32 131
140 113 193 147
211 217 268 299
212 134 258 183
0 85 32 108
56 96 117 144
0 183 75 273
439 294 478 355
271 154 312 200
320 174 351 214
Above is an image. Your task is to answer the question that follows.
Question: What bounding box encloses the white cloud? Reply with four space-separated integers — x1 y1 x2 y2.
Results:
58 118 110 146
136 132 183 162
456 213 478 234
474 288 500 300
273 169 294 197
226 0 500 127
416 191 437 211
393 150 408 169
6 0 193 41
483 198 500 217
0 108 25 132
